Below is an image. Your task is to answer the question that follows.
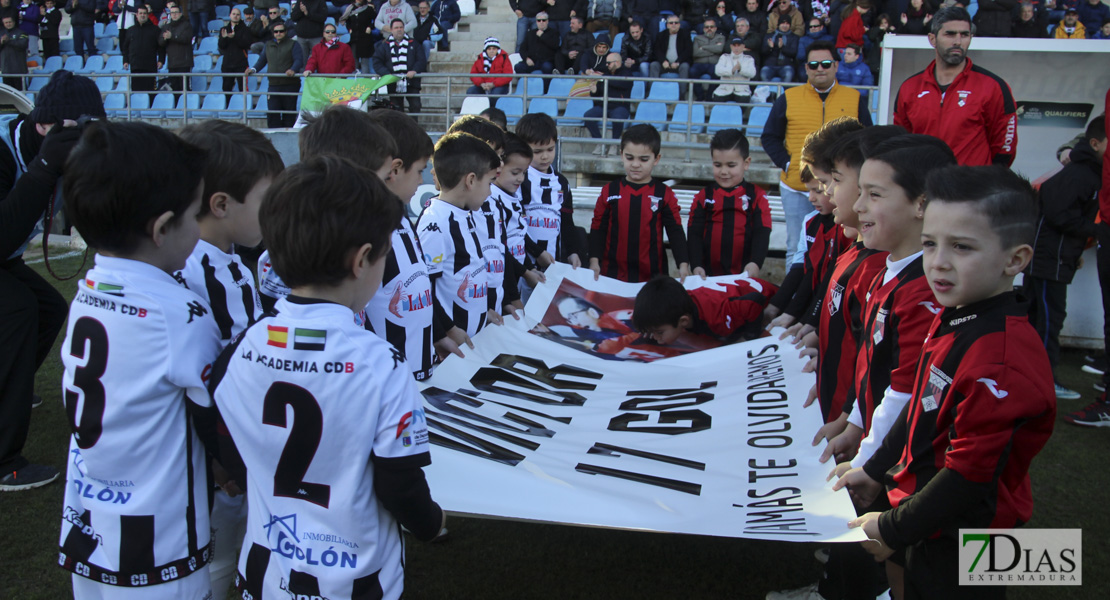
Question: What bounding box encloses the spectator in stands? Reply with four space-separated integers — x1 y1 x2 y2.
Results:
796 16 832 78
292 0 328 62
797 0 831 25
376 0 416 35
713 36 756 104
479 105 508 128
431 0 458 50
557 14 591 73
769 0 804 36
1079 0 1110 34
691 17 725 101
17 0 40 65
866 12 891 80
39 0 61 59
65 0 101 59
0 15 27 89
650 14 691 94
579 32 609 73
123 5 160 94
836 0 871 48
732 17 761 68
511 0 542 52
468 36 513 95
835 43 872 96
1094 16 1110 37
246 7 271 53
1014 2 1048 37
898 0 933 34
975 0 1018 37
516 11 559 74
372 17 424 111
158 3 194 94
1055 6 1087 36
341 0 376 72
584 52 632 155
626 0 661 36
219 7 253 92
413 1 443 60
736 0 769 36
546 0 575 38
0 0 18 24
189 0 211 42
760 17 797 82
306 22 356 74
707 1 735 34
248 22 304 127
584 0 622 39
621 19 652 76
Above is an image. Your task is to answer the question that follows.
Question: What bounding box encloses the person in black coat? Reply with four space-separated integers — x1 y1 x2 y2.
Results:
516 10 560 74
39 0 63 59
649 14 691 79
556 15 592 73
219 7 253 91
341 0 377 73
291 0 328 63
974 0 1018 36
1026 116 1105 396
122 5 160 94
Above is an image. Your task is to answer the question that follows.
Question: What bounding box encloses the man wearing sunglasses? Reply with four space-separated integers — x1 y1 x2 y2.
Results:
892 6 1017 166
760 39 872 270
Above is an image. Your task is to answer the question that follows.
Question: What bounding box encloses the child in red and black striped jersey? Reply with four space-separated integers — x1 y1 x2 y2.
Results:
835 166 1055 599
632 275 776 345
588 124 690 283
687 129 771 279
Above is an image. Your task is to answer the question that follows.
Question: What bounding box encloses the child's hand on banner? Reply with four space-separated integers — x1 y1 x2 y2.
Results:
486 309 504 326
589 258 601 280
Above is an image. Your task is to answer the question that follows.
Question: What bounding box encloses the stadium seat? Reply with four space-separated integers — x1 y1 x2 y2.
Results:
233 4 248 14
95 76 115 93
206 78 223 92
80 55 104 73
114 77 129 92
669 103 705 134
647 81 679 101
215 5 230 19
103 93 125 117
508 53 522 68
219 94 249 119
631 79 645 100
103 23 118 38
325 17 336 26
198 37 219 56
458 95 490 116
633 101 668 127
523 76 544 97
457 0 475 16
336 24 348 36
707 104 743 134
142 93 174 118
193 55 213 72
27 75 50 92
128 93 151 115
211 56 224 73
96 37 116 56
247 53 260 67
104 55 125 73
248 95 267 119
545 77 573 98
558 97 591 126
745 105 771 137
279 2 291 15
527 97 558 119
166 93 201 119
63 55 84 72
59 38 74 55
191 74 210 92
94 22 105 38
495 96 524 125
193 93 227 119
208 19 224 35
340 33 350 43
41 56 62 73
612 32 624 50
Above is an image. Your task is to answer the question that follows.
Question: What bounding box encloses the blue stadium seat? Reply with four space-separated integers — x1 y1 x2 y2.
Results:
633 101 668 127
94 22 105 38
96 37 117 56
233 4 248 14
247 53 260 68
103 23 118 38
63 55 84 72
208 19 225 35
198 37 219 56
527 97 558 119
325 17 336 26
336 24 348 36
248 95 267 119
612 32 624 51
340 33 350 43
545 77 573 98
219 94 249 119
193 55 213 72
279 3 291 15
631 79 645 100
206 78 223 92
128 93 151 116
41 56 63 72
95 76 115 93
495 96 524 125
558 97 591 126
215 5 231 19
523 76 544 97
669 103 705 134
745 105 772 137
166 94 201 119
707 104 743 134
103 55 125 73
59 38 74 55
79 55 104 73
27 75 50 92
142 93 174 118
191 75 211 93
647 81 679 101
102 93 125 116
114 77 130 92
211 56 224 73
193 93 227 119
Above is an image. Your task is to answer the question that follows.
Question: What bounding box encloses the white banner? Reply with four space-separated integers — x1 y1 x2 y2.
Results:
418 265 866 543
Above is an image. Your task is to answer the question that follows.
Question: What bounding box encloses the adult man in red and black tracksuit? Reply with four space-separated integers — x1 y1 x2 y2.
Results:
892 7 1017 167
686 181 772 278
859 291 1055 597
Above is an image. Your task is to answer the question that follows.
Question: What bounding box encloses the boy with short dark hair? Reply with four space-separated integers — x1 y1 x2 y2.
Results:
58 121 219 598
492 132 546 306
836 166 1056 599
1026 116 1105 404
210 156 444 600
418 133 504 336
633 275 776 345
687 128 771 279
516 112 585 269
589 124 690 283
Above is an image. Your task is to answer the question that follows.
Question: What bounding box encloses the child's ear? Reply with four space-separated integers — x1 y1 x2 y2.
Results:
914 195 926 218
678 315 694 331
389 158 405 179
464 171 478 189
1004 244 1033 276
148 210 176 247
351 242 376 278
208 192 231 218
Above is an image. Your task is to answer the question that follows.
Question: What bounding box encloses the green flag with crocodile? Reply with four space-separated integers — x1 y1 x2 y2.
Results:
299 75 401 113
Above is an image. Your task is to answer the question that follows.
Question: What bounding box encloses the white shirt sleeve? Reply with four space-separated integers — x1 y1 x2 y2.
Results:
790 219 810 267
846 402 863 429
850 386 912 469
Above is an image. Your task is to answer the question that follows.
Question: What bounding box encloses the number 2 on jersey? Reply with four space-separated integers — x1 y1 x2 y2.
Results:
64 317 109 449
263 382 331 508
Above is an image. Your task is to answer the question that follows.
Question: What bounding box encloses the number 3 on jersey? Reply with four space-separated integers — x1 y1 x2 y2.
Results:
263 382 331 508
64 317 109 449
